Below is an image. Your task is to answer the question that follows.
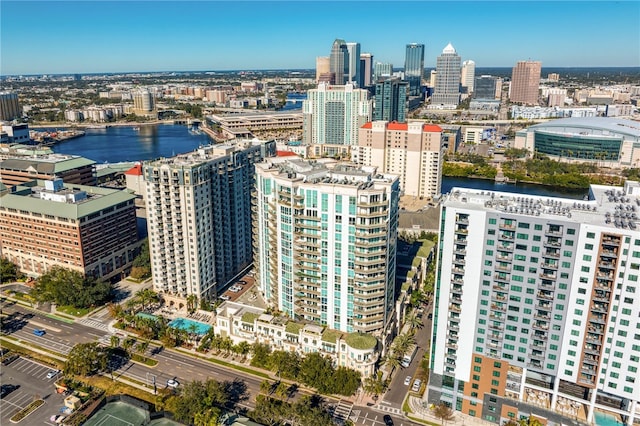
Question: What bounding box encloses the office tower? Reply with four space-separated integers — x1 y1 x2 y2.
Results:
132 89 156 116
302 82 372 157
316 56 330 83
360 53 374 87
509 60 542 105
404 43 425 96
547 73 560 82
474 75 500 100
0 154 96 186
0 178 138 280
374 62 393 81
346 42 362 86
428 182 640 425
0 92 21 121
144 140 276 302
254 157 400 335
429 70 437 88
373 78 408 123
330 39 349 85
461 59 476 93
355 121 444 198
432 43 461 107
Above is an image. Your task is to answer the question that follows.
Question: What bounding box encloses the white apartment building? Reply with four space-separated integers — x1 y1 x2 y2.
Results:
354 121 444 199
144 140 276 303
253 157 399 339
428 183 640 426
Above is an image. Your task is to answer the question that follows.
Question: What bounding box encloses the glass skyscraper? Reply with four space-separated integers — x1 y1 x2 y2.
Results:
330 39 349 85
374 78 408 123
404 43 424 96
432 43 461 107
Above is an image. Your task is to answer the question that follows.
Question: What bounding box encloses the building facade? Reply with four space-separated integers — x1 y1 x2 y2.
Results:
509 61 542 105
330 39 349 85
461 60 476 93
144 140 276 302
302 83 372 157
354 121 444 199
474 76 501 100
0 92 21 121
374 62 394 82
346 42 362 87
428 183 640 425
432 43 461 107
0 178 138 280
373 78 408 123
316 56 330 83
132 89 156 117
404 43 425 96
254 158 400 337
360 53 374 88
0 154 96 187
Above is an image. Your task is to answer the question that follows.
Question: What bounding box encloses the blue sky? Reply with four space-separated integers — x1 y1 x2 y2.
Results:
1 1 638 75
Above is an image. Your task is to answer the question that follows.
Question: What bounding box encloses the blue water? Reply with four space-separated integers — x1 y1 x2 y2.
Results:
594 411 624 426
168 317 211 335
136 312 157 321
50 124 212 163
441 177 589 200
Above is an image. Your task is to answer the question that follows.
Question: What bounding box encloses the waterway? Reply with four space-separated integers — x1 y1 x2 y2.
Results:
43 123 589 199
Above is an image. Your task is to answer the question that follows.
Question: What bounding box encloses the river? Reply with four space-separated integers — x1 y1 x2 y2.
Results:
441 177 589 200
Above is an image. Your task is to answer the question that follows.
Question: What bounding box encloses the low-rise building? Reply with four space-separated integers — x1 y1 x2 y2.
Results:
0 154 96 186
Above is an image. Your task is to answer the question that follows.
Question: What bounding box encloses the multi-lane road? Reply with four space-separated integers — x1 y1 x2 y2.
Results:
0 297 426 425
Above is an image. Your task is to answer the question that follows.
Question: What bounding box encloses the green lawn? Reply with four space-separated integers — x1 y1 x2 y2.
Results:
56 305 92 317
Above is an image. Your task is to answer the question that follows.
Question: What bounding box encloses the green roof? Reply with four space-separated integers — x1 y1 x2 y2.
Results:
321 329 342 343
285 321 302 334
344 332 377 350
416 239 435 258
401 281 411 292
241 312 260 324
0 180 135 220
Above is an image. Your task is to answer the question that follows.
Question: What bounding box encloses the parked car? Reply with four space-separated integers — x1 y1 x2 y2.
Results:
383 414 394 425
219 295 230 301
33 328 46 336
1 384 19 398
404 375 412 386
46 369 60 379
411 379 422 392
167 379 180 388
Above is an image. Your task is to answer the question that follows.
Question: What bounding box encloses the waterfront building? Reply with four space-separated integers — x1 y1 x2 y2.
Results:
360 53 374 87
0 178 138 280
214 301 380 377
509 60 542 105
374 62 394 82
373 78 408 123
316 56 330 83
0 154 96 186
427 182 640 425
253 158 400 337
144 140 275 303
1 122 30 144
346 42 362 87
404 43 425 96
432 43 461 108
132 89 157 117
514 117 640 168
474 75 501 100
354 121 444 199
460 60 476 93
330 39 349 85
302 83 372 157
208 112 303 139
0 92 21 121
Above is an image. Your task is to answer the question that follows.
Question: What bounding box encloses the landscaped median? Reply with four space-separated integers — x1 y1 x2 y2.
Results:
10 399 45 423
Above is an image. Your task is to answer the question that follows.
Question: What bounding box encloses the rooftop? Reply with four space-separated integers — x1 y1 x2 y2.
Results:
145 139 268 168
0 154 95 174
344 332 378 350
528 117 640 138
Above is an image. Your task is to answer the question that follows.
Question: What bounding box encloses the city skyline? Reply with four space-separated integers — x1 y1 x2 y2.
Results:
1 1 639 76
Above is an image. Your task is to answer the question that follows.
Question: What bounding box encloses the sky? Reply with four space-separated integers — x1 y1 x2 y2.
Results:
1 1 639 75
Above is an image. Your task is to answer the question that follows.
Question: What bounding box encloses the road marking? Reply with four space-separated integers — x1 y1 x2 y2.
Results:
29 320 61 333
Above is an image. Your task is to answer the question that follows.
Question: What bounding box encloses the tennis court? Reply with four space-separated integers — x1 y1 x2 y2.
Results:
82 401 148 426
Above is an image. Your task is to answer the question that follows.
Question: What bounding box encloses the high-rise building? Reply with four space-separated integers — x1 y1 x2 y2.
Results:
0 154 96 187
0 178 139 280
460 59 476 93
509 60 542 105
316 56 330 83
373 78 408 123
355 121 444 199
330 39 349 85
374 62 394 82
428 182 640 425
144 140 276 302
0 92 21 121
432 43 461 107
474 75 500 100
132 89 156 117
404 43 425 96
346 42 362 87
302 82 372 157
254 157 400 335
360 53 374 87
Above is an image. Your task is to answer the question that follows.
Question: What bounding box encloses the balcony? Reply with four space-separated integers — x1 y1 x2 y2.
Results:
488 323 504 331
545 229 563 237
499 222 516 230
494 274 510 283
453 248 467 256
453 257 466 266
602 238 619 247
455 228 469 235
600 249 617 258
455 216 469 225
590 304 608 314
543 250 560 258
454 238 468 245
496 254 512 262
499 233 514 241
491 304 506 313
541 262 558 270
498 244 514 252
543 240 561 248
598 262 616 270
495 264 511 272
537 292 554 301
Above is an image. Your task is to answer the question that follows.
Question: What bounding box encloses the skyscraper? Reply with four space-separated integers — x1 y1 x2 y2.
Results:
509 60 542 105
460 59 476 93
373 62 393 81
132 89 156 117
373 77 408 123
360 53 374 87
0 92 21 121
315 56 330 82
254 157 400 335
330 39 349 85
144 140 275 302
404 43 425 96
428 182 640 425
432 43 461 107
346 42 362 87
302 83 372 157
474 75 500 100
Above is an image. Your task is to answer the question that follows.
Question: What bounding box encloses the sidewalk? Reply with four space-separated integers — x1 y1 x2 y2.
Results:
406 395 493 426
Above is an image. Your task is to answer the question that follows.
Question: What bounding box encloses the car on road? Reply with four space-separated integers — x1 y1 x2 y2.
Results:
0 384 19 398
50 415 66 424
46 369 60 379
383 414 394 425
404 375 412 386
167 379 180 388
33 328 46 336
219 295 230 301
411 379 422 392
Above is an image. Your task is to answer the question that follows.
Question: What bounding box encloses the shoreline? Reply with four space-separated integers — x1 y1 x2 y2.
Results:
27 120 172 129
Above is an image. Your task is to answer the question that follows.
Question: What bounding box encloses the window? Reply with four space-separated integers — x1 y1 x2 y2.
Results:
583 255 592 261
585 243 593 250
587 232 595 238
489 218 497 225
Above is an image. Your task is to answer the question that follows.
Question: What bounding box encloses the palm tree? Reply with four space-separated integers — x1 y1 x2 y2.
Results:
134 288 159 311
122 337 136 357
405 312 423 330
433 403 455 425
136 340 149 362
235 341 251 358
107 303 124 320
186 294 198 314
110 335 120 349
383 353 402 373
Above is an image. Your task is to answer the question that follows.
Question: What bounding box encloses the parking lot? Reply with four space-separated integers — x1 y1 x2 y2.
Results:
0 355 67 425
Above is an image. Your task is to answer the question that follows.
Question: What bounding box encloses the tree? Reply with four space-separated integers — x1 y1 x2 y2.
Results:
363 371 389 399
433 403 455 425
250 343 272 368
186 294 198 314
299 352 334 393
131 288 159 311
331 366 361 396
130 238 151 279
110 335 120 349
136 340 149 361
122 337 136 356
0 258 20 283
64 342 109 376
268 350 301 380
31 266 111 309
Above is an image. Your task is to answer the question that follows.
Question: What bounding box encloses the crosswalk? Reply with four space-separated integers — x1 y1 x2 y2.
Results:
375 404 402 415
332 399 354 424
78 317 110 331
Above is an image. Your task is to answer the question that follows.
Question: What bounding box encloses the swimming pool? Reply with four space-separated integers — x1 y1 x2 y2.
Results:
136 312 157 321
594 411 624 426
168 317 211 335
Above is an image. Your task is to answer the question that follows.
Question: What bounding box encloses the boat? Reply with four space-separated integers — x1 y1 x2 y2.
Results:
86 124 108 130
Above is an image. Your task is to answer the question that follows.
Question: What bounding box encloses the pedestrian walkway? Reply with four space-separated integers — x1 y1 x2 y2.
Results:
374 402 403 415
332 399 354 424
78 317 110 331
